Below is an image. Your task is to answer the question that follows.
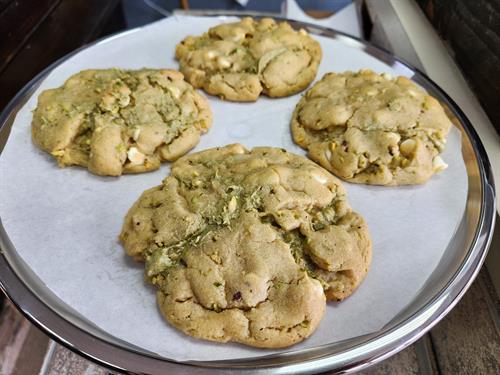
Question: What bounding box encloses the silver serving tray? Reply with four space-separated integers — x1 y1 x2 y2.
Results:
0 15 496 374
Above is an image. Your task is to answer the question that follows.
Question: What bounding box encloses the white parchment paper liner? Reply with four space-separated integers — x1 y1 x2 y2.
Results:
0 16 467 361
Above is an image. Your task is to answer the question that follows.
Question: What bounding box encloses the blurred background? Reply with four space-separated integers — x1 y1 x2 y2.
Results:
0 0 498 135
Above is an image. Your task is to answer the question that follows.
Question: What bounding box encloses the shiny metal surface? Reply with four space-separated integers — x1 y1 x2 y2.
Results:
0 15 496 374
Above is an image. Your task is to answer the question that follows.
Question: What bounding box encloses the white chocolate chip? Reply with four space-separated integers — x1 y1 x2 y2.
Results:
433 133 447 149
312 171 328 185
434 139 446 150
51 150 65 157
127 147 145 165
228 196 237 213
205 50 216 59
217 56 231 69
432 155 448 172
118 95 130 107
325 149 332 161
386 132 401 144
381 72 392 80
167 85 181 99
408 89 419 97
400 139 417 156
132 127 141 141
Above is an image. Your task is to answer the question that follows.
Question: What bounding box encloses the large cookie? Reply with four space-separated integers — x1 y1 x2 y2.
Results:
175 17 322 101
32 69 212 176
120 144 371 348
291 70 453 185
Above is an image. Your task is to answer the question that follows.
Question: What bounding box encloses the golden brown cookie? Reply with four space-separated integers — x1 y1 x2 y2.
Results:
120 144 371 348
32 69 212 176
175 17 322 101
291 70 452 185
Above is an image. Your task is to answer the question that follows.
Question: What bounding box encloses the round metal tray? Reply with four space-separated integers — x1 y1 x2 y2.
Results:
0 15 496 374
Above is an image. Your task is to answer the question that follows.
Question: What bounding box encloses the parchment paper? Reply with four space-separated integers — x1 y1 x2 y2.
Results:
0 16 468 361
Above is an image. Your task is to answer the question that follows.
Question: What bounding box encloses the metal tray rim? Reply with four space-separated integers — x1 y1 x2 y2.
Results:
0 14 496 374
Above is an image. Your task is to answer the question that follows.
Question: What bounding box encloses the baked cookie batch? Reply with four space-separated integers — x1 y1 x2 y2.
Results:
32 69 212 176
31 18 453 348
120 144 370 347
291 70 452 185
175 17 322 101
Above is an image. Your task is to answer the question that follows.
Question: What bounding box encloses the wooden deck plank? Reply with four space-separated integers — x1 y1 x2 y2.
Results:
11 324 51 375
0 301 31 375
43 344 108 375
0 300 50 375
429 269 500 374
2 267 499 373
45 340 421 375
359 344 420 374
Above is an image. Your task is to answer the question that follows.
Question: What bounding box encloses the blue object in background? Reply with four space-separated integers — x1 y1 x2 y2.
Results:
122 0 353 28
296 0 353 12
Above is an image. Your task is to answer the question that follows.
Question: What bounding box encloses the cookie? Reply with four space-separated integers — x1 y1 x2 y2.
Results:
32 69 212 176
291 70 453 185
175 17 322 101
120 144 371 348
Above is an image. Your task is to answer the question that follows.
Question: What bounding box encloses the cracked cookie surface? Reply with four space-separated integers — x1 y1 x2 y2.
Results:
291 70 453 185
32 69 212 176
120 144 371 348
175 17 322 101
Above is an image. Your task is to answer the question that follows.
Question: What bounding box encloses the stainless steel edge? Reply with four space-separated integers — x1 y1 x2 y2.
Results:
0 13 496 374
364 0 425 71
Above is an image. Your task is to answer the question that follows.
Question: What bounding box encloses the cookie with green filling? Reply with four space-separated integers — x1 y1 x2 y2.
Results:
32 69 212 176
175 17 322 101
291 70 452 185
120 144 371 348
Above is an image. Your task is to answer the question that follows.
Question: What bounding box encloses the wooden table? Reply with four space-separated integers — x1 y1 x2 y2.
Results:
0 1 498 373
1 267 497 374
